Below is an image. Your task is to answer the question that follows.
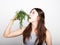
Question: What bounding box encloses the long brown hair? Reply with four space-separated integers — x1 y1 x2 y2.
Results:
23 8 47 45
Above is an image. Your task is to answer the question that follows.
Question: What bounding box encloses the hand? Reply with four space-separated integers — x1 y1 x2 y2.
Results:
11 15 17 21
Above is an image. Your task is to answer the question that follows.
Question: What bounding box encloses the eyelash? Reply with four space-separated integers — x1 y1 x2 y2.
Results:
32 12 34 14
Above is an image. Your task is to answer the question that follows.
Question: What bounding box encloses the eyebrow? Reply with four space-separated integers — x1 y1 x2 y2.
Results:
30 10 32 13
30 10 35 13
30 9 34 13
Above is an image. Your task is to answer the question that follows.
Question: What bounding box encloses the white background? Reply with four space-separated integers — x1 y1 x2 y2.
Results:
0 0 60 45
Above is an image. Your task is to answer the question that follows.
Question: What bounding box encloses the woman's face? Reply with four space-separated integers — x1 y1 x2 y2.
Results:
29 9 39 23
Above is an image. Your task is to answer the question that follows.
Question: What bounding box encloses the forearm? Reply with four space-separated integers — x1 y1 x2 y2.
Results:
3 19 14 37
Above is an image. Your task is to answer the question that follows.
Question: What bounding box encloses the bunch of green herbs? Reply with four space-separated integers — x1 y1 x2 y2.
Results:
16 10 30 28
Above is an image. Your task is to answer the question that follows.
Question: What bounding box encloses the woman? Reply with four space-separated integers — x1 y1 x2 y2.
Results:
3 8 52 45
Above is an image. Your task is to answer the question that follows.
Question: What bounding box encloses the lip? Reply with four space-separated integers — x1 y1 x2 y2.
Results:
28 16 31 19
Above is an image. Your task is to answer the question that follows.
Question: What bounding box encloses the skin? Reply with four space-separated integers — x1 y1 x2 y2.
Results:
3 9 52 45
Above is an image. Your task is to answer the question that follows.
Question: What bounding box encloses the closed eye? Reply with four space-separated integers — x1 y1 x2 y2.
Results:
32 11 35 14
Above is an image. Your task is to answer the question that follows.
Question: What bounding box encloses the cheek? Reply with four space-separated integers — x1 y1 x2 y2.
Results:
31 16 37 21
33 15 37 19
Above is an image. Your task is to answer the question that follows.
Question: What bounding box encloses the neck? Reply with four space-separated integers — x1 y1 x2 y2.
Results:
32 21 38 31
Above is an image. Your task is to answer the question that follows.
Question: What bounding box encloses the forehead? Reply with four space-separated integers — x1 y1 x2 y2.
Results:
30 9 37 13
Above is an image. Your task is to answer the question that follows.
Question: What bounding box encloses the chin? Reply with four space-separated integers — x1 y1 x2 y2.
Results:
29 20 35 23
29 19 32 23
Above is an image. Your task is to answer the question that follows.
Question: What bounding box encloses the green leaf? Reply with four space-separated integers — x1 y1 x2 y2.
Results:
16 9 30 28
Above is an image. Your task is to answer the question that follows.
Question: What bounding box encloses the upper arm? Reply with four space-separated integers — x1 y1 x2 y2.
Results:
45 30 52 45
3 27 26 38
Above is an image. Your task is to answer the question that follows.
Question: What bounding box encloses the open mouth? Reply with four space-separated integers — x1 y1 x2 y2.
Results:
28 16 31 19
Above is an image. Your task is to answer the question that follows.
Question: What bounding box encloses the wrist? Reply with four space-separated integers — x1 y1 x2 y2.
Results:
10 19 15 22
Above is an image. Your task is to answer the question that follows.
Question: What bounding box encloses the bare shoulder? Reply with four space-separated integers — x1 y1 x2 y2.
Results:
46 30 52 38
45 30 52 45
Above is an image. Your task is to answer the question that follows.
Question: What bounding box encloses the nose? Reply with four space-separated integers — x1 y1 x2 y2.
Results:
29 13 32 17
29 12 33 18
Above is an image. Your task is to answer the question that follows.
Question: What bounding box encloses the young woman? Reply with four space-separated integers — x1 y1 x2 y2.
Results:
3 8 52 45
